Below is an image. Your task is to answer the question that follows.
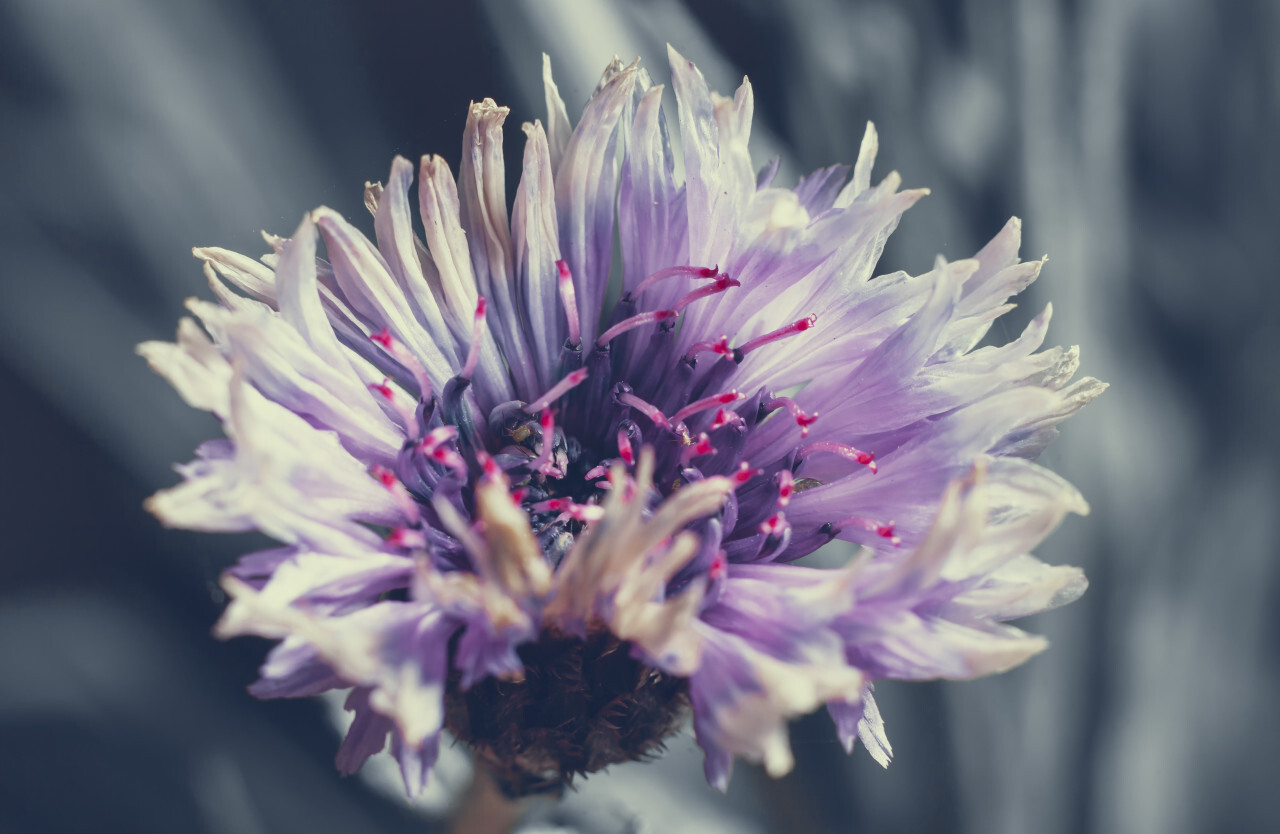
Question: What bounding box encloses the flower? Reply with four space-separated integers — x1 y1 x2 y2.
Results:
141 47 1104 797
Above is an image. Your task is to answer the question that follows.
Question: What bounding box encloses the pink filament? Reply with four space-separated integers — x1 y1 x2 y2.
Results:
370 328 432 399
370 465 421 525
799 441 877 473
416 426 466 478
736 315 818 358
556 260 581 347
671 390 744 425
616 391 670 429
596 309 677 347
616 428 636 465
529 409 559 477
429 446 468 479
764 396 819 437
369 378 419 441
529 498 604 523
680 432 716 464
475 449 503 483
733 461 761 486
460 296 487 380
837 515 901 546
776 470 795 507
759 512 789 537
670 275 741 312
525 368 589 413
387 527 427 549
684 334 732 362
709 551 728 581
630 264 720 299
710 408 743 430
416 425 458 452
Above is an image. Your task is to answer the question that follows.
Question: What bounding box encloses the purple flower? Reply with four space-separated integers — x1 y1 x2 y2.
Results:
142 48 1103 797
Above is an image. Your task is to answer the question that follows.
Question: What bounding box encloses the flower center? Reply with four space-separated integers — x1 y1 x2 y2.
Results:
487 401 611 566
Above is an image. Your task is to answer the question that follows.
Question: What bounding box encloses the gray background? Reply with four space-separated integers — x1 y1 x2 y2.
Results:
1 0 1275 832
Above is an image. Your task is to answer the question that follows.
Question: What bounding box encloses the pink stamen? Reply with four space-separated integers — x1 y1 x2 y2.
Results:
596 309 678 347
680 433 716 464
684 334 732 362
371 465 421 525
564 504 605 523
529 409 559 477
630 264 720 299
529 498 605 523
709 551 728 581
429 445 468 479
584 464 609 481
525 367 589 413
671 390 745 425
556 260 581 347
710 408 744 431
616 391 670 429
616 428 636 465
736 315 818 358
475 449 503 484
387 527 427 549
372 465 397 488
369 378 419 440
837 516 901 547
777 470 795 507
459 296 487 380
670 275 740 312
370 328 432 397
415 425 457 454
798 440 877 473
759 512 789 538
732 461 761 486
416 427 466 479
764 396 819 437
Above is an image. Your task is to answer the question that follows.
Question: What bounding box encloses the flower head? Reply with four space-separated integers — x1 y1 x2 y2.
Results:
142 48 1103 797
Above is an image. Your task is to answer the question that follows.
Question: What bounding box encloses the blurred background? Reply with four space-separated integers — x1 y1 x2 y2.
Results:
1 0 1276 832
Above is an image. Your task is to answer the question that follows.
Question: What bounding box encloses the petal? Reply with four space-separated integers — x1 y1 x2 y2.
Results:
511 120 566 389
827 683 892 766
618 83 686 303
313 207 453 387
146 369 401 553
669 44 755 271
459 99 539 398
136 317 232 416
187 298 403 463
248 638 345 699
793 163 850 214
373 156 458 385
418 154 514 407
554 62 636 345
541 53 573 173
335 687 392 775
391 730 441 799
836 122 880 207
193 245 276 303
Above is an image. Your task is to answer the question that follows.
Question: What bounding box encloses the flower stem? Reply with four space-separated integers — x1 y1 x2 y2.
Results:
448 764 524 834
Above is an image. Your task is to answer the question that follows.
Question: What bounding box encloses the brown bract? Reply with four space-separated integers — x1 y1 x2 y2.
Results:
444 623 689 798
